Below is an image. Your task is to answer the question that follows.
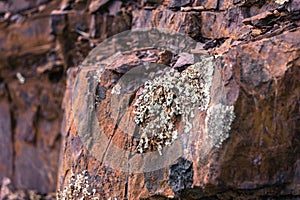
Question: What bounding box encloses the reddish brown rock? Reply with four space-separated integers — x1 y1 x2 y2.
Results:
0 0 299 198
219 0 234 10
193 0 218 9
57 0 300 198
0 0 132 194
200 7 248 39
0 17 53 67
7 79 63 193
58 30 299 200
132 8 201 39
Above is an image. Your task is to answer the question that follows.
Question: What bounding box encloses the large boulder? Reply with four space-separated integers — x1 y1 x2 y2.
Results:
57 25 300 199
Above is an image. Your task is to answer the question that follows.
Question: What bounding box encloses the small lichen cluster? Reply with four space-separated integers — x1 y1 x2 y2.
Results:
57 170 98 200
111 84 121 95
205 103 235 148
275 0 289 5
133 60 214 155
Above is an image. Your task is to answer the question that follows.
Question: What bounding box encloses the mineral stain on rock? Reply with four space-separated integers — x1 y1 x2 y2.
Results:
95 85 107 104
168 158 193 195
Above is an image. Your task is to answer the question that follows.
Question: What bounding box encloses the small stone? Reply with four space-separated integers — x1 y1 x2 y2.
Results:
4 12 11 20
251 29 262 36
38 5 46 12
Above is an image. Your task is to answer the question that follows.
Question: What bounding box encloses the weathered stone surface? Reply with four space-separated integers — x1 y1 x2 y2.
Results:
214 29 300 194
219 0 234 10
132 9 201 39
0 0 299 198
0 101 13 181
0 177 56 200
57 0 300 198
58 31 299 200
0 17 53 67
0 0 50 14
166 0 193 8
193 0 218 9
201 7 248 39
287 0 300 12
89 0 110 13
0 0 132 194
7 79 63 193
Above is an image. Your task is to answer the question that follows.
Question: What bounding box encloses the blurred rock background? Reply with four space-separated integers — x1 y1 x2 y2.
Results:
0 0 132 197
0 0 299 199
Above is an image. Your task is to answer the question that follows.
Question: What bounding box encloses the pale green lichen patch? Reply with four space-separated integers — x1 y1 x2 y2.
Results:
57 170 98 200
205 104 235 148
133 57 215 155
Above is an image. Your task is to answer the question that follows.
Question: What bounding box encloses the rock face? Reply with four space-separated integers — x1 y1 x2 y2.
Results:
57 1 300 200
0 0 131 195
0 0 299 199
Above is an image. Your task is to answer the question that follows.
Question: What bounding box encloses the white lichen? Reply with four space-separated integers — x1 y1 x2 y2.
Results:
133 57 215 155
57 170 99 200
205 104 235 148
93 69 103 84
16 72 25 84
275 0 289 5
111 84 121 95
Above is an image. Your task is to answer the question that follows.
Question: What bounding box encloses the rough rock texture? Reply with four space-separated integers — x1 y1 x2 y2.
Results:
57 0 300 200
0 0 299 199
0 0 132 195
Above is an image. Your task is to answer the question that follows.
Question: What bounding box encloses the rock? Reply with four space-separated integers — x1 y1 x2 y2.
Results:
157 50 173 65
0 102 13 181
91 12 132 41
0 177 13 198
201 7 248 39
219 0 234 10
89 0 110 13
7 80 63 193
0 177 56 200
287 0 300 12
132 9 202 39
173 52 194 69
0 17 52 66
0 0 299 198
107 1 123 16
0 0 130 195
242 11 274 26
193 0 218 9
50 10 68 35
0 2 8 14
104 54 143 74
58 25 300 199
166 0 193 8
0 0 50 14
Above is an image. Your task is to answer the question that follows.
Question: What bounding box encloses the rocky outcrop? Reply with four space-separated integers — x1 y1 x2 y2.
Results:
57 0 300 199
0 0 299 199
0 0 131 195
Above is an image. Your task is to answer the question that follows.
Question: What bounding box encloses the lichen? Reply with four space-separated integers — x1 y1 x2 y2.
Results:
133 57 215 155
205 103 235 148
275 0 289 5
57 170 98 200
16 72 25 84
111 84 121 95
